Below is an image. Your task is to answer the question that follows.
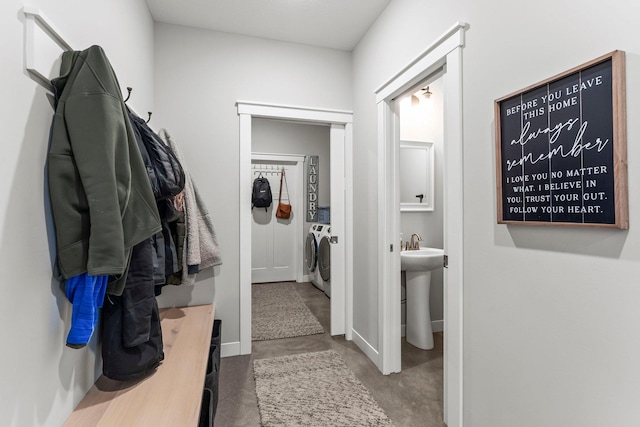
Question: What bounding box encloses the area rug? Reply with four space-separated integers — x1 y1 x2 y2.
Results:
253 350 393 427
252 282 325 341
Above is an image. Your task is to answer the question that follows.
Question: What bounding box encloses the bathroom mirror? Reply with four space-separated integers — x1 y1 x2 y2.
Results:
399 140 434 212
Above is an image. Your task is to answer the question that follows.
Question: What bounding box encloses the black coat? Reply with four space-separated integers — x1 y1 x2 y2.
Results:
128 109 185 201
101 239 164 381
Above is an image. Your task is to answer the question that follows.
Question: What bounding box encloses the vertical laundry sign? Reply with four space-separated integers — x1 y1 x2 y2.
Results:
306 155 319 222
495 51 628 229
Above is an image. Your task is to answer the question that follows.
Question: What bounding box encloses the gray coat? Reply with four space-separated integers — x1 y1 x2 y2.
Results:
158 129 222 285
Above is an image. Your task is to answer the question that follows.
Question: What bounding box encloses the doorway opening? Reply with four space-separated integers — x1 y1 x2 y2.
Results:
397 72 445 347
374 23 468 427
237 102 354 356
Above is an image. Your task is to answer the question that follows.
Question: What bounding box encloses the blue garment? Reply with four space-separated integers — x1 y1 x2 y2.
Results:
65 273 108 348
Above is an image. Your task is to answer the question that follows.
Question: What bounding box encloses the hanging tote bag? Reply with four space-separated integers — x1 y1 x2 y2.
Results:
276 168 292 219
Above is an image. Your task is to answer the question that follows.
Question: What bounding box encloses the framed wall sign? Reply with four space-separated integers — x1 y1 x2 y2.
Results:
306 155 319 222
495 51 628 229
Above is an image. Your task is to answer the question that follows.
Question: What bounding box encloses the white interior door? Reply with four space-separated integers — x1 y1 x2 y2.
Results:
251 161 299 283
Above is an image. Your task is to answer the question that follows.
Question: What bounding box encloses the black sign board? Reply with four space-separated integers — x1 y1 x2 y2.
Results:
495 51 628 229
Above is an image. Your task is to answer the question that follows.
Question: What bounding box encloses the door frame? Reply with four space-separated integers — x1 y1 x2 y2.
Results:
250 153 305 283
237 101 354 355
374 22 468 427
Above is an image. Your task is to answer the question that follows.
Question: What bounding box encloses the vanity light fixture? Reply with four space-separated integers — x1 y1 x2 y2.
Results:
420 86 432 99
408 86 432 107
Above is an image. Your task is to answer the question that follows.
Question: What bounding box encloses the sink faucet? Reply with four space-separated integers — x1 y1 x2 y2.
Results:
408 233 423 250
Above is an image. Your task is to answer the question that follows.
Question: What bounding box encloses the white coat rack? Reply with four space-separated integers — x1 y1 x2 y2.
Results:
23 7 151 119
252 164 286 176
23 6 73 92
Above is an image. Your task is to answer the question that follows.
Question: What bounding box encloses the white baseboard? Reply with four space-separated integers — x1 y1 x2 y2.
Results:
351 328 381 370
221 341 240 358
298 274 312 284
432 319 444 333
401 320 443 337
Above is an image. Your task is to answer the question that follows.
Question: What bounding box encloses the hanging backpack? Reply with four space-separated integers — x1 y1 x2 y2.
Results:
252 177 272 211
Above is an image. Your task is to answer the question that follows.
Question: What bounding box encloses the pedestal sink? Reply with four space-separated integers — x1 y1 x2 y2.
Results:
401 247 444 350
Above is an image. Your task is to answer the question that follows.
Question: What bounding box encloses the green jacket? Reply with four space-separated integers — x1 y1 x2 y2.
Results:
48 45 161 291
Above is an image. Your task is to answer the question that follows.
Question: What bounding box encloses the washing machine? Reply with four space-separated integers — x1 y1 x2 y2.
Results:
305 223 331 296
305 223 322 291
317 224 331 297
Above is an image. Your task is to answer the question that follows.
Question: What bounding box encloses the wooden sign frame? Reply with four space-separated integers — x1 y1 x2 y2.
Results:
495 51 628 229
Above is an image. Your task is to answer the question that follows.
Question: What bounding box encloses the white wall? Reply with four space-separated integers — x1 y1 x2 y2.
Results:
399 76 444 324
0 1 154 425
152 23 351 348
252 118 330 207
353 0 640 425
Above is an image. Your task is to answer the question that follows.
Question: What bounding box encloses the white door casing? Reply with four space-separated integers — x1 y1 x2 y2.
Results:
330 124 346 336
251 157 303 283
374 22 468 427
237 102 354 355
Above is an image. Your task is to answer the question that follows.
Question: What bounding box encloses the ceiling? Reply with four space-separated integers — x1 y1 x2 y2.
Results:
145 0 392 51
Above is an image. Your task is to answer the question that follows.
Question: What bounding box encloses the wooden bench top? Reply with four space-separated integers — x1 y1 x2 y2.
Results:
64 304 215 427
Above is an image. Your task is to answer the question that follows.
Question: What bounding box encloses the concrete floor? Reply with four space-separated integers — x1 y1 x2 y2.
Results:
216 282 445 427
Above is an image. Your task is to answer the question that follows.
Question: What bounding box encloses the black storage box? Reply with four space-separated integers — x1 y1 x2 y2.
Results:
200 319 221 426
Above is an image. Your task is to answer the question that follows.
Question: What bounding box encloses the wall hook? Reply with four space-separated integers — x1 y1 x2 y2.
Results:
124 87 132 102
146 112 152 124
